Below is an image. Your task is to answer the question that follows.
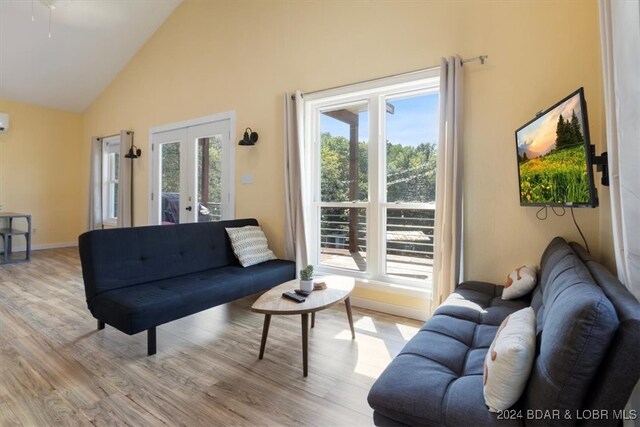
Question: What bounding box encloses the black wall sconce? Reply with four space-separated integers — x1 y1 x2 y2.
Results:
239 127 259 146
124 134 141 227
124 145 142 159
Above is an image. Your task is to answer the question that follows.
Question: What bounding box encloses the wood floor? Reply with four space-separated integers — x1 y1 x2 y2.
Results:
0 248 423 426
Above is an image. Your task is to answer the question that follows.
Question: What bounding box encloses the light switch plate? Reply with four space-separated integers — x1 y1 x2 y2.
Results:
240 174 253 184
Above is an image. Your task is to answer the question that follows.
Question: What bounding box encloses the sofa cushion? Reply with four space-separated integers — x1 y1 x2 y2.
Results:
90 259 295 334
483 307 536 412
435 281 531 326
524 276 618 421
569 242 640 418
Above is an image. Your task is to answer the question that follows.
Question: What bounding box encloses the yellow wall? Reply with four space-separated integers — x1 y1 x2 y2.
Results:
81 0 611 313
0 99 84 247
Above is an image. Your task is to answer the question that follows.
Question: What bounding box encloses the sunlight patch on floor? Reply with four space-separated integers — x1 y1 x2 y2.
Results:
354 316 377 333
395 322 420 341
352 334 393 378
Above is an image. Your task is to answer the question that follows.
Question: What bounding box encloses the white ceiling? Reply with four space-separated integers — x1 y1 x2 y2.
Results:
0 0 182 112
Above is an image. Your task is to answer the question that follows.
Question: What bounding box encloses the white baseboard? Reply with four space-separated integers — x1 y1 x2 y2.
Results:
348 296 429 321
5 242 77 252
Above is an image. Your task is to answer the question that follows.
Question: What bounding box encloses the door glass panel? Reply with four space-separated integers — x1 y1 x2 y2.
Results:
385 93 439 203
384 208 433 280
319 207 367 271
160 142 181 224
320 103 369 202
196 135 222 222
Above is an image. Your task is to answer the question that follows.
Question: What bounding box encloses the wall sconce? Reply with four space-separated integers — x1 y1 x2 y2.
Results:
239 128 258 146
124 145 142 159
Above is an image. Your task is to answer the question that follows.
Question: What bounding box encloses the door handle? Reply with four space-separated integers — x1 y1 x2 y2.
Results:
185 206 193 211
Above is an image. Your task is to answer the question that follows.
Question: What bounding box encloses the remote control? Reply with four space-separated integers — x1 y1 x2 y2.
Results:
294 289 311 297
282 291 305 303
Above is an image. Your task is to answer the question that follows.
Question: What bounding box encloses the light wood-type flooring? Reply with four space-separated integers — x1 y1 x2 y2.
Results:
0 248 423 426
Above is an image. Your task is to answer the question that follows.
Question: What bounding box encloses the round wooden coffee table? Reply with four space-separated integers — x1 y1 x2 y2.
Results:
251 276 355 377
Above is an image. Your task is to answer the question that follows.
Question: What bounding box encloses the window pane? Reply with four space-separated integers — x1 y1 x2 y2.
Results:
113 153 119 180
319 207 367 271
161 142 180 224
320 104 369 202
384 208 434 280
196 136 222 222
111 182 119 219
385 93 439 203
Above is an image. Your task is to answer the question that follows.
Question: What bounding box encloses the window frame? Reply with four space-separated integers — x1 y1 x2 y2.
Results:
102 136 120 227
304 69 440 290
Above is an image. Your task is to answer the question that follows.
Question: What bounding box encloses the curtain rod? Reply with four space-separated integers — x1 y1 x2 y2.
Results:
461 55 488 65
293 54 488 99
96 133 120 140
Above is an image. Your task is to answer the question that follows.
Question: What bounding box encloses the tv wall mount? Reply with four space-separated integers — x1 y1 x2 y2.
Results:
590 145 609 187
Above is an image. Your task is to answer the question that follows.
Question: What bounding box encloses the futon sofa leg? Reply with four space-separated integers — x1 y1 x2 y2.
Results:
97 320 105 330
147 327 156 356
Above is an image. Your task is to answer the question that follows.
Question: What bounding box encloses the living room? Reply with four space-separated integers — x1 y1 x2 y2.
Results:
0 0 638 426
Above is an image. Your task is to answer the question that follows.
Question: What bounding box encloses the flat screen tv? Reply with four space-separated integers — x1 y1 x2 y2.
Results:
515 87 598 207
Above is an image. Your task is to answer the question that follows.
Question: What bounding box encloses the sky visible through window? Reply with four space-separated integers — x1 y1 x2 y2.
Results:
320 93 439 146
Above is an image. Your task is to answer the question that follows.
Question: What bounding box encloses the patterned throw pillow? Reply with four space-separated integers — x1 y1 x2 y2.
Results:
502 265 537 300
483 307 536 412
226 226 277 267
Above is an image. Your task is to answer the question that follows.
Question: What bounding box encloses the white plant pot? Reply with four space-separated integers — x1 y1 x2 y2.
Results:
300 279 314 292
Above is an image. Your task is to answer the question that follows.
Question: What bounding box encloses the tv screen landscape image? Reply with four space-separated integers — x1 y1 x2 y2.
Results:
515 88 597 207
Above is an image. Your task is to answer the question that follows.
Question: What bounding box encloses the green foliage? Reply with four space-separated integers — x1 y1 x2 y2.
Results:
161 137 222 207
555 110 584 150
320 132 368 202
320 132 437 204
161 143 180 193
519 145 590 204
300 265 314 281
386 141 437 203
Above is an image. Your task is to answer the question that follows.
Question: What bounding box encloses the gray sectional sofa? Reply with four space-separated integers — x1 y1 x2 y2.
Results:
78 218 295 355
368 237 640 426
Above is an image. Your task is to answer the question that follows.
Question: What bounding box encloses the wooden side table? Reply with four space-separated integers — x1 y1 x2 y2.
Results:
0 212 32 264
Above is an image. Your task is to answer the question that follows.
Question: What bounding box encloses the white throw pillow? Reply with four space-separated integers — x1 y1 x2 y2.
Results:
483 307 536 412
502 265 537 300
226 226 277 267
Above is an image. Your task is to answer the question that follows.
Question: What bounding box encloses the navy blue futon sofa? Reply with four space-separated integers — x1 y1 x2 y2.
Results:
78 218 295 355
368 237 640 426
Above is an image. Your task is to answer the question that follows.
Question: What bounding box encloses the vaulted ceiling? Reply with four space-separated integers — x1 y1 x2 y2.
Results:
0 0 182 112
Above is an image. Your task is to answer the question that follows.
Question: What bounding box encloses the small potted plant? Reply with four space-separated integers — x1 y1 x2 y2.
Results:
300 265 314 292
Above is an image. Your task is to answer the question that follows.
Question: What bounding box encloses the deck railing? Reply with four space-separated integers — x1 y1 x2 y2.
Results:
320 207 435 260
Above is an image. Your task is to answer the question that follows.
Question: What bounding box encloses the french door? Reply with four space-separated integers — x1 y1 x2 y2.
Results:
150 114 234 224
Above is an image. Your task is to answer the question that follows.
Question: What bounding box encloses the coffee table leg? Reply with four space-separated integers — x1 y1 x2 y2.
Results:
259 314 271 359
345 297 355 339
301 313 309 377
311 312 315 328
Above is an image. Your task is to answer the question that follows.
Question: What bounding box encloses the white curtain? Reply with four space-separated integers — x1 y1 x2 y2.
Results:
284 91 309 273
88 136 103 230
118 130 133 227
600 2 640 424
432 55 464 307
600 0 640 301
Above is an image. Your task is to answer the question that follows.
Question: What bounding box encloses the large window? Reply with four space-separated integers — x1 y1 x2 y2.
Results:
102 136 120 226
305 70 439 288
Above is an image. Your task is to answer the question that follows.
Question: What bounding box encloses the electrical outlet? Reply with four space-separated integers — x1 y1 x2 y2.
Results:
33 228 37 234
